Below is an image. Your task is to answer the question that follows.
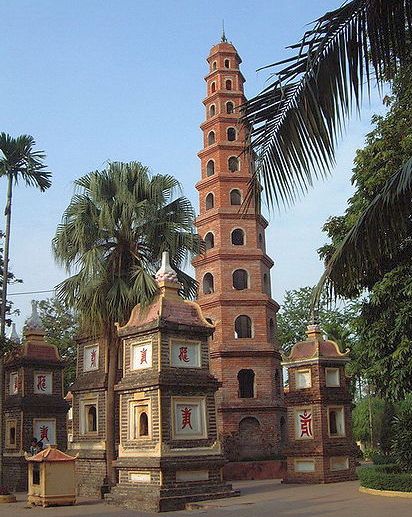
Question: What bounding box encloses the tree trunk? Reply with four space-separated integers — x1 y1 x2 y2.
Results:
0 176 13 485
105 330 119 487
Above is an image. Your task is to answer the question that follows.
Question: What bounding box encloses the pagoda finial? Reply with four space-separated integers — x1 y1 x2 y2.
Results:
221 20 227 42
24 300 44 335
7 322 20 344
155 251 179 285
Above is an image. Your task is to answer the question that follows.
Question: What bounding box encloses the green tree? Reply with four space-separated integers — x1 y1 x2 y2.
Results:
352 397 385 447
38 298 78 392
391 395 412 471
0 133 51 484
53 161 201 483
242 1 412 296
319 65 412 400
277 286 359 353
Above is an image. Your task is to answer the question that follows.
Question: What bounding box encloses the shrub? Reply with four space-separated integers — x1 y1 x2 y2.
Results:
370 451 395 465
358 464 412 492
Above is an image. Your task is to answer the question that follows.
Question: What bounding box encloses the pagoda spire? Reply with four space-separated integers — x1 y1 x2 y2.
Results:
221 20 227 42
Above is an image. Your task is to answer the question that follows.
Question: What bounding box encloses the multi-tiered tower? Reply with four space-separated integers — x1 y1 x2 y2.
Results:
193 38 285 461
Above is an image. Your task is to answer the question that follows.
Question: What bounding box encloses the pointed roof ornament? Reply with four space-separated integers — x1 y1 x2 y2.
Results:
7 322 20 344
221 20 227 43
24 300 44 334
155 251 179 285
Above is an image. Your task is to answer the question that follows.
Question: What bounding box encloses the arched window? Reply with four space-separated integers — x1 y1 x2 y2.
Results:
226 79 232 90
275 369 282 396
211 81 216 93
206 160 215 176
224 59 230 68
208 131 215 145
205 193 214 210
263 273 270 294
205 317 214 340
233 269 248 290
226 101 234 114
235 315 252 338
329 410 338 435
203 273 214 294
228 156 239 172
258 233 263 249
280 416 286 445
269 318 275 342
227 127 236 141
231 228 244 245
9 426 16 446
139 412 149 436
212 61 217 71
87 406 97 432
209 104 216 117
238 369 255 398
204 232 214 250
230 189 241 205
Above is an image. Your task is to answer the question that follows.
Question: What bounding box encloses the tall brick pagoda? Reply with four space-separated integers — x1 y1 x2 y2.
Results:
193 37 286 461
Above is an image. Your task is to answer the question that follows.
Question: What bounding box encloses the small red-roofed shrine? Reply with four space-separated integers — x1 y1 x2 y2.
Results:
26 446 77 507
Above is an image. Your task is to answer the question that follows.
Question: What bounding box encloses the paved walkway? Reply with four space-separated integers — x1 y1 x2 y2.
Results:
0 479 410 516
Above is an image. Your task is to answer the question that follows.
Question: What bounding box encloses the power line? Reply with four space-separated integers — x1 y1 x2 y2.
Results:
8 289 55 297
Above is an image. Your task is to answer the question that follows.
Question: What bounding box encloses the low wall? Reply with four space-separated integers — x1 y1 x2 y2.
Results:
223 460 286 481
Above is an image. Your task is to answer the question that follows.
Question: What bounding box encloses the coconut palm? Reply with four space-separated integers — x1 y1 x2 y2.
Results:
242 0 412 297
0 133 51 484
53 161 201 483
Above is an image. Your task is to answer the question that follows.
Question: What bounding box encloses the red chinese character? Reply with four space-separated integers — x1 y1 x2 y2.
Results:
178 346 190 363
299 409 313 438
40 425 49 441
37 375 47 392
90 349 97 368
181 407 192 429
140 348 148 364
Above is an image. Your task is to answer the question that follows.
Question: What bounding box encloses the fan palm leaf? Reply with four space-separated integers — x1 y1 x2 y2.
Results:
53 161 200 334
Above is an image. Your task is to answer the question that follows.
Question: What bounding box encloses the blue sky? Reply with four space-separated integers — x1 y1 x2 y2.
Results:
2 0 385 332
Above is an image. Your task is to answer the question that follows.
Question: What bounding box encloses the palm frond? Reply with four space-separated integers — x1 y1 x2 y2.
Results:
0 132 52 191
311 155 412 311
242 0 412 208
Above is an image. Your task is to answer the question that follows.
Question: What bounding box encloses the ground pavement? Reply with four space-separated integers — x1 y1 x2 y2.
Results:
0 479 410 517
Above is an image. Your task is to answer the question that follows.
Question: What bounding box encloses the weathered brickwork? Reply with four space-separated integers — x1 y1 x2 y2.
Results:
282 325 357 483
193 40 285 461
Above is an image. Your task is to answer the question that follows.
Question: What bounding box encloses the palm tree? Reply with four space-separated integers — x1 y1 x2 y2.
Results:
53 161 201 483
0 133 51 484
241 0 412 299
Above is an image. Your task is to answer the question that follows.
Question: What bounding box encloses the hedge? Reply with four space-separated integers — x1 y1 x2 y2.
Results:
358 464 412 492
